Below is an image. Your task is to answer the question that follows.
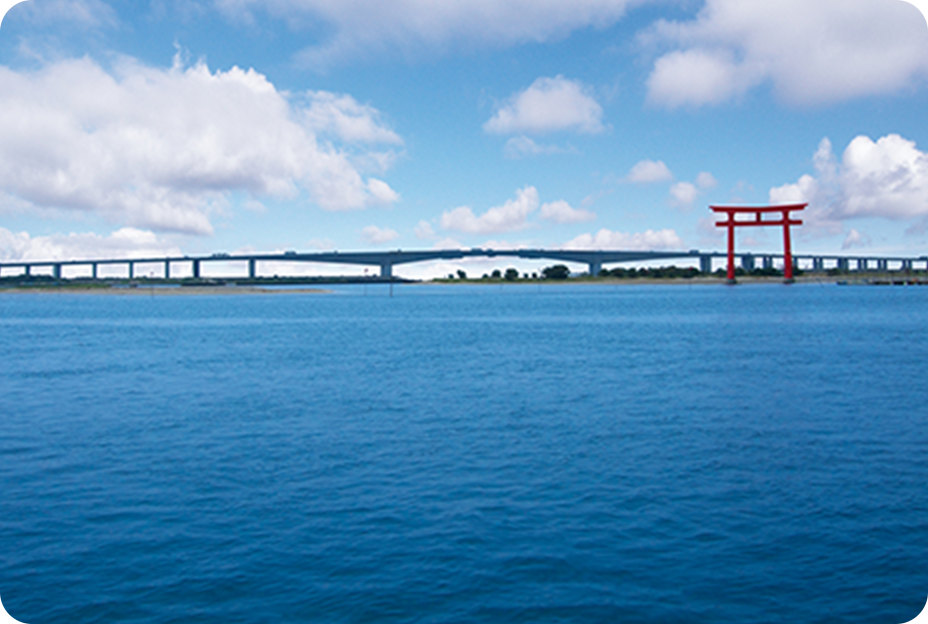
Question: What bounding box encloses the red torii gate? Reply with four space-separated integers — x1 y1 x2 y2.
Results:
711 203 806 283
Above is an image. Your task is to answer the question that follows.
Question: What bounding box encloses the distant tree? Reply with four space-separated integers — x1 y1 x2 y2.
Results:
542 265 570 280
504 268 519 281
457 269 467 280
491 269 502 279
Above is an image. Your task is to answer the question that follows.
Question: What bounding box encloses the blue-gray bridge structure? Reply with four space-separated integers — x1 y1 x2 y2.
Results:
2 248 927 280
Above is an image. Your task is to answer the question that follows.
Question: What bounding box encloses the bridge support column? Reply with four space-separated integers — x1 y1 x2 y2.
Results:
588 261 602 277
53 264 61 279
837 258 849 272
878 259 888 271
249 259 256 279
24 265 31 277
165 260 171 279
380 262 393 278
813 257 824 271
762 256 773 270
902 259 913 271
193 260 201 279
92 263 98 279
128 262 135 279
700 255 712 274
741 254 755 271
858 258 867 272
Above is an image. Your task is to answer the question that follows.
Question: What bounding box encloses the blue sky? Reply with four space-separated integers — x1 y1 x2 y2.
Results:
1 0 927 277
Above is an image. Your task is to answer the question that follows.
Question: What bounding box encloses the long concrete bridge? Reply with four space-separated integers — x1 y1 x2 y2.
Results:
1 248 926 280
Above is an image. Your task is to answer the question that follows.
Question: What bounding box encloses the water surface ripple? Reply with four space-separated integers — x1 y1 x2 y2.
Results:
1 284 926 623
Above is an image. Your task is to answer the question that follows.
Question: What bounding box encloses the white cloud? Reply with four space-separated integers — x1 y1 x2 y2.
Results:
221 0 642 66
440 186 539 235
842 228 872 249
361 224 399 245
539 200 596 224
696 171 717 190
0 56 401 236
668 171 717 209
301 91 402 144
366 178 400 205
647 49 759 108
670 182 699 208
563 228 685 250
414 220 436 240
484 76 605 135
627 159 673 183
432 237 465 250
503 136 574 158
770 134 928 231
0 226 180 262
643 0 928 107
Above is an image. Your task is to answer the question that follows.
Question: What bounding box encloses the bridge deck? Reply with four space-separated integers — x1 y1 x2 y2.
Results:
1 249 926 279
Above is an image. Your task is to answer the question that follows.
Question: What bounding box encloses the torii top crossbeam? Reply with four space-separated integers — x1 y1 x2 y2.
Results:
711 203 806 283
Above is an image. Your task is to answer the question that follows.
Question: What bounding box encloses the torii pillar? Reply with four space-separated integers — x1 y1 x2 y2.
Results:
711 203 806 284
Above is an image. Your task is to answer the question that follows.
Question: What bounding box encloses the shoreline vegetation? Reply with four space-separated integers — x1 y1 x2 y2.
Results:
1 264 927 294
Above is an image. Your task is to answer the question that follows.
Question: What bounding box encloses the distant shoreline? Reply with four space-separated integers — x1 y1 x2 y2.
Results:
2 273 926 295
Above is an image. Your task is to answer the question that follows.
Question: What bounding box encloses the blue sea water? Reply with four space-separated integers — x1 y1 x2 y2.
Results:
1 283 926 623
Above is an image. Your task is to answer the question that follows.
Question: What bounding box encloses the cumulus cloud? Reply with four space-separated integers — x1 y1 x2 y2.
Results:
0 227 180 262
0 56 401 236
563 228 685 250
670 182 700 207
842 228 872 249
643 0 928 107
484 76 606 135
539 200 596 224
627 159 673 183
696 172 718 190
361 225 399 245
669 172 716 209
441 186 539 234
414 220 436 240
646 49 761 108
301 91 402 144
218 0 642 66
770 134 928 231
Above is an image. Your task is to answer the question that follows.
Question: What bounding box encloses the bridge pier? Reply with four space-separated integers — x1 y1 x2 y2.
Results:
741 254 755 271
858 258 868 271
128 262 135 279
53 264 61 279
588 261 602 276
762 256 773 270
92 263 98 279
813 257 824 271
878 259 888 271
165 260 171 279
380 262 393 278
837 258 849 272
249 258 256 279
192 259 201 279
700 255 712 274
